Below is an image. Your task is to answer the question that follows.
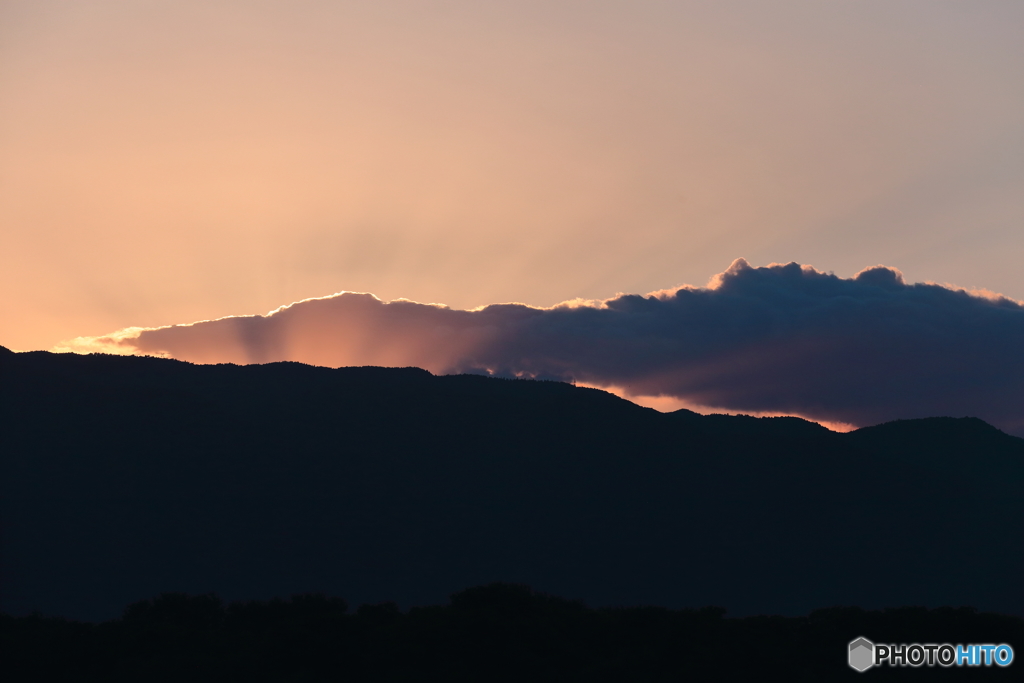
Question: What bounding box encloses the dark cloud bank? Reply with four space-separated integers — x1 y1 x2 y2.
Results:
91 259 1024 435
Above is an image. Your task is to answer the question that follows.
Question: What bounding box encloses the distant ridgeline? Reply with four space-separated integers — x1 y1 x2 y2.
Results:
1 345 1022 624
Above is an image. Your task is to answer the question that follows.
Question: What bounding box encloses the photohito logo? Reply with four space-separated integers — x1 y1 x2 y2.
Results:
849 637 1014 672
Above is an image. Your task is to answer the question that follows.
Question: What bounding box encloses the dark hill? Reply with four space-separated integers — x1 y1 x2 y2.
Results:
1 348 1022 622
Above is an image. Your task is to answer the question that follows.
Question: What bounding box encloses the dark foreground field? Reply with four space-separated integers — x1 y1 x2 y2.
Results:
1 346 1022 678
4 583 1022 682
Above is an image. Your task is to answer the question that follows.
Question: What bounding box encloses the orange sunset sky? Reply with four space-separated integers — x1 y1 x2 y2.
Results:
2 2 1023 391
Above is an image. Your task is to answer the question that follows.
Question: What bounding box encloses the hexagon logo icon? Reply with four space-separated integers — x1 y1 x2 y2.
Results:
849 637 875 672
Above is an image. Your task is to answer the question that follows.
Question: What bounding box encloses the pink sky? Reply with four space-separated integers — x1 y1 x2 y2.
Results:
3 2 1023 430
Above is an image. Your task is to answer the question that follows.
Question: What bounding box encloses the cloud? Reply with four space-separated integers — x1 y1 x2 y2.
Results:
60 259 1024 435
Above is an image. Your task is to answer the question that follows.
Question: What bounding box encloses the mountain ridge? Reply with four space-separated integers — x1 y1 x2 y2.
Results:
2 348 1022 621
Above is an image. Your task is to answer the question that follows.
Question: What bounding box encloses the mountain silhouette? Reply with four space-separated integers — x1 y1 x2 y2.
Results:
1 346 1022 622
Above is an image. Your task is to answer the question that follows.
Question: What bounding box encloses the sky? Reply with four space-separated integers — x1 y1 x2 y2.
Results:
3 1 1023 429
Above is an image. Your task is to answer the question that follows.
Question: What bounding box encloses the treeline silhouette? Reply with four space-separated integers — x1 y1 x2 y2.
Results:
4 582 1022 682
1 345 1022 624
